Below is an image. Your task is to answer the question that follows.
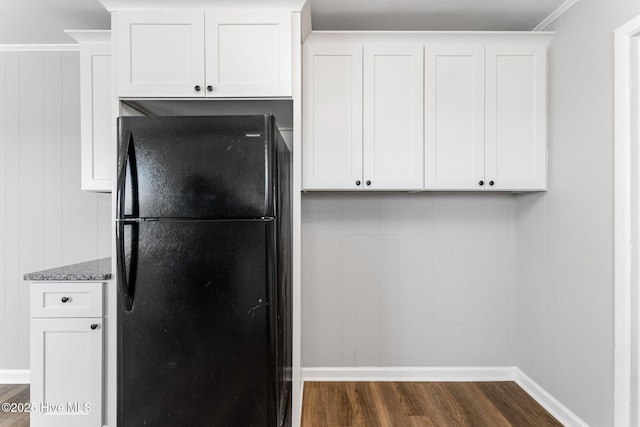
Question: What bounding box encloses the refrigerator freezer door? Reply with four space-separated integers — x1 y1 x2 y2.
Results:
117 115 276 220
118 219 277 427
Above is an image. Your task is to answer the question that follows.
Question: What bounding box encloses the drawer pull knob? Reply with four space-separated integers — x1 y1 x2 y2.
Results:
207 85 215 92
479 180 484 186
90 324 98 330
61 296 69 303
489 180 495 186
194 85 201 92
366 180 371 186
356 180 361 186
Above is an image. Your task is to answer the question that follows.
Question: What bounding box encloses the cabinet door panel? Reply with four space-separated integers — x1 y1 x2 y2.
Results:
206 11 292 97
303 44 363 190
30 318 102 427
114 11 205 97
80 43 112 192
364 44 424 190
425 44 485 190
485 43 547 190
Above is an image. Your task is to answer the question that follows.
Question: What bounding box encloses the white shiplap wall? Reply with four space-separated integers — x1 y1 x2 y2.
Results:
302 193 517 367
0 51 111 369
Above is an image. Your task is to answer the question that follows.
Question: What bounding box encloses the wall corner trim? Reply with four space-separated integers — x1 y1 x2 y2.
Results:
532 0 580 31
0 369 30 384
514 368 589 426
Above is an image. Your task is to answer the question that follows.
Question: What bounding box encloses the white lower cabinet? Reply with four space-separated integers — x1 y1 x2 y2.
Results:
30 282 103 427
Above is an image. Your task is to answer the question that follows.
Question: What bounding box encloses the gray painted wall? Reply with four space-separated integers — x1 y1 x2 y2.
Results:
0 51 111 370
515 0 640 425
302 193 517 367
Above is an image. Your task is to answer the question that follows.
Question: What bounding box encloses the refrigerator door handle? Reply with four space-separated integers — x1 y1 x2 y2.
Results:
116 130 139 221
116 129 138 311
116 220 137 312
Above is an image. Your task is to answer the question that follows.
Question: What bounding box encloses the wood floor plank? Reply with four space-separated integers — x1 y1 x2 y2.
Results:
407 415 439 427
0 385 29 427
324 382 352 427
426 383 473 425
397 382 451 426
370 382 411 426
302 382 329 427
446 382 512 426
476 382 562 427
350 382 384 427
302 381 562 427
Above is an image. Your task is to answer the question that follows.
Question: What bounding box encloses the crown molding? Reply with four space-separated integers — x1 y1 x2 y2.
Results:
64 30 110 45
0 44 79 52
98 0 307 12
533 0 580 31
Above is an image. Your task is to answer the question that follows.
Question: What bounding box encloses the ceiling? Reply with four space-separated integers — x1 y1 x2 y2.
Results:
0 0 565 44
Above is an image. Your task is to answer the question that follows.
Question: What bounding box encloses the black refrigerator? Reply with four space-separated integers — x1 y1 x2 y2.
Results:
115 115 292 427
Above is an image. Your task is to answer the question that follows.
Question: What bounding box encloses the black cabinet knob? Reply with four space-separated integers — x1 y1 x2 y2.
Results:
194 85 201 92
61 296 69 303
356 180 361 186
90 324 98 330
366 180 371 186
207 85 214 92
489 181 495 186
479 180 484 186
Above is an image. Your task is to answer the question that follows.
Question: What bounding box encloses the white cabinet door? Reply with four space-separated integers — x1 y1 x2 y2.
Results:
302 43 363 190
80 41 112 192
114 11 205 97
425 44 485 190
205 10 292 97
30 318 102 427
485 43 547 191
363 44 424 190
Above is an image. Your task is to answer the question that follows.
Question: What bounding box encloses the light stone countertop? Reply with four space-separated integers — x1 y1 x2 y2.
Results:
24 257 112 281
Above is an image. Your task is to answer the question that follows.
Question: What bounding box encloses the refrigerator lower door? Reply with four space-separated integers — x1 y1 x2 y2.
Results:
118 220 277 427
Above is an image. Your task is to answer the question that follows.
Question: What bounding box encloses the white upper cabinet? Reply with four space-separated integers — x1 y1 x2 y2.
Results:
115 11 205 97
302 41 424 191
302 33 550 192
485 43 547 191
424 40 547 191
66 30 113 192
364 44 424 191
424 43 485 190
205 11 292 97
114 10 292 98
302 43 363 190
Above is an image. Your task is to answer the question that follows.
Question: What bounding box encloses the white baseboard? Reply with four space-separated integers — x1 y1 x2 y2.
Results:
0 369 30 384
514 368 588 427
301 366 517 382
301 366 588 427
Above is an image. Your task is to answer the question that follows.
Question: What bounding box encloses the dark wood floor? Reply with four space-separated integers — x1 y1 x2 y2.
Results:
302 382 562 427
0 385 29 427
0 382 562 427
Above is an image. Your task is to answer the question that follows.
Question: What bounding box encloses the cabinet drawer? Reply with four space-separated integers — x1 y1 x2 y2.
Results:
31 282 103 318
